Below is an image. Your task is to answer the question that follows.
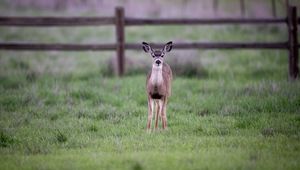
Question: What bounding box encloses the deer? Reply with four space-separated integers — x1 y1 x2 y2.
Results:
142 41 173 132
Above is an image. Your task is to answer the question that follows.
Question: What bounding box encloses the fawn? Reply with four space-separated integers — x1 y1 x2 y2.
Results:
142 41 173 131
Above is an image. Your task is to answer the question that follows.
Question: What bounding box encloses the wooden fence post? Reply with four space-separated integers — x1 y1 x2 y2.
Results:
115 7 125 76
287 6 299 80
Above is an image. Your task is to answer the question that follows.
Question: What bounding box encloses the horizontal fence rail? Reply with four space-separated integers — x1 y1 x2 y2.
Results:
0 42 289 51
1 17 300 27
0 42 116 51
0 17 114 26
126 42 289 50
125 18 288 25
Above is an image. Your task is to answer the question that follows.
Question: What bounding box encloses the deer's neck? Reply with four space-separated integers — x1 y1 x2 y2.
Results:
150 66 163 86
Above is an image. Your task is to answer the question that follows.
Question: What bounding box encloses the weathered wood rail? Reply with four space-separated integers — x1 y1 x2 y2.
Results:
0 6 299 79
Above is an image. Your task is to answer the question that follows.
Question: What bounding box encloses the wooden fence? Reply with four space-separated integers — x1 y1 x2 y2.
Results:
0 6 299 79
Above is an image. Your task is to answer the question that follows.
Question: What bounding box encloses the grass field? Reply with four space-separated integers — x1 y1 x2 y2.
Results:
1 6 300 170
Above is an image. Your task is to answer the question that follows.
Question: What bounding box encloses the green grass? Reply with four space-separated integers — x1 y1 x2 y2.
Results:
1 7 300 170
1 50 299 170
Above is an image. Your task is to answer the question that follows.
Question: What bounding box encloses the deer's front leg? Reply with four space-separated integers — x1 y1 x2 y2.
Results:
147 96 154 131
161 97 168 130
155 100 160 130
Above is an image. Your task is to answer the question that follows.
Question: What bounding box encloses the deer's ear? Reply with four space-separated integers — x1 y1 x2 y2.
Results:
164 41 173 52
142 42 152 53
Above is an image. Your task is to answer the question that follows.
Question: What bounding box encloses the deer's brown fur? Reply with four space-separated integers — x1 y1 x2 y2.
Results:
146 63 172 99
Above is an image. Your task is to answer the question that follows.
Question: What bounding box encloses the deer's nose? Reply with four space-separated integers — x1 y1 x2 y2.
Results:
155 60 161 65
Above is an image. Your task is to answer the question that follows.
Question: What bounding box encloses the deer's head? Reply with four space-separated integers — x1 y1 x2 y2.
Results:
142 41 173 68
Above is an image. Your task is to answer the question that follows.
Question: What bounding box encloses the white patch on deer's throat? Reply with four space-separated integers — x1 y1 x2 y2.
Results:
150 65 163 85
